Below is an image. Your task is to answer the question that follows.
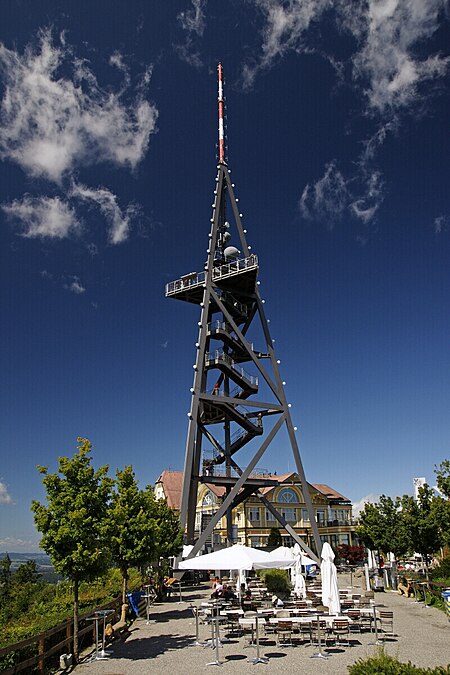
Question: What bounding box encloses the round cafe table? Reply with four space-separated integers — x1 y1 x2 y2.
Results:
239 617 268 665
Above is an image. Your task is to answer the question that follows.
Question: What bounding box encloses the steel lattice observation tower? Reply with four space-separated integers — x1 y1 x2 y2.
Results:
165 64 321 563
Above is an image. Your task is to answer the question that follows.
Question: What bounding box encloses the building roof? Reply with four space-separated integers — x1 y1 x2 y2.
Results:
311 484 350 503
156 470 350 509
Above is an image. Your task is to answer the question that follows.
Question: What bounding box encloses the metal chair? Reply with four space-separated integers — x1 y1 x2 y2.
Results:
226 612 242 636
331 619 350 647
277 619 293 647
347 609 362 633
378 611 394 639
293 619 311 646
310 619 328 647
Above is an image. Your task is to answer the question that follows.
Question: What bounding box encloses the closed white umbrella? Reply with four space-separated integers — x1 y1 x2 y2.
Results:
321 542 340 615
292 544 306 599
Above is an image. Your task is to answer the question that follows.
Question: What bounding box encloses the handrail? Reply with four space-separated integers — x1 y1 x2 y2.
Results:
0 594 122 673
165 254 258 296
207 321 254 352
205 350 258 387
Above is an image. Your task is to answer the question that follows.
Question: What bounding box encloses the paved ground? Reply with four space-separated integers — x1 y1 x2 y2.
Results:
74 575 450 674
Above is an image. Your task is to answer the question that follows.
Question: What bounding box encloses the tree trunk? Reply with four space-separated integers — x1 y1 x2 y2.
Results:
122 569 129 605
73 578 79 662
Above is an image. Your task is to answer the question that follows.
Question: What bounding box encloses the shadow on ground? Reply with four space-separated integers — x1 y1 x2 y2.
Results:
95 633 193 661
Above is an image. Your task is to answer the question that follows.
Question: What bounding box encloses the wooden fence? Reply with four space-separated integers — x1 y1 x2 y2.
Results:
0 596 122 675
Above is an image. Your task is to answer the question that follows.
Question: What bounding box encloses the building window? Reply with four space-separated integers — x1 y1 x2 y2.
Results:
202 491 214 507
278 487 299 503
316 509 325 525
250 536 260 547
249 507 260 521
302 509 310 522
265 509 276 521
281 507 296 522
282 535 295 546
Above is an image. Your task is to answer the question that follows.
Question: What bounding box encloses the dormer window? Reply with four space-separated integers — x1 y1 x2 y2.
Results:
278 487 299 503
202 491 214 506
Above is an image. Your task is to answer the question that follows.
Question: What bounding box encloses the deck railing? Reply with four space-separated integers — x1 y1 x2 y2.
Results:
165 254 258 296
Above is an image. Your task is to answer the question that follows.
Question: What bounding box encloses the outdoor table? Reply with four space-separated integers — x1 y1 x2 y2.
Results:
220 608 243 615
190 605 207 647
269 614 347 627
143 585 153 624
86 609 114 661
417 581 429 607
239 617 268 664
204 615 227 667
365 604 385 645
410 580 422 604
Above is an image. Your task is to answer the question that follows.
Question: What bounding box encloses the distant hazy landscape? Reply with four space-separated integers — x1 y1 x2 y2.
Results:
2 552 61 582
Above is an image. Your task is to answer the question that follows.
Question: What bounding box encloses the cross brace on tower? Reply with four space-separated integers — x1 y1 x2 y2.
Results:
165 64 322 564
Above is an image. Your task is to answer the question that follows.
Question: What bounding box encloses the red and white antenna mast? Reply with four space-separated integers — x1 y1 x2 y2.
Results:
217 63 226 164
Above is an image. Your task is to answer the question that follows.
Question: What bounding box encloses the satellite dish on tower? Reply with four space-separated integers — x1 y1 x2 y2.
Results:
224 245 240 260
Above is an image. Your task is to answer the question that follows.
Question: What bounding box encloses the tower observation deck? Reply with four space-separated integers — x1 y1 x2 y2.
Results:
166 64 321 563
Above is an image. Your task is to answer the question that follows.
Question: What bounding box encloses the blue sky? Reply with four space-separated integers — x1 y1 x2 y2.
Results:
0 1 449 552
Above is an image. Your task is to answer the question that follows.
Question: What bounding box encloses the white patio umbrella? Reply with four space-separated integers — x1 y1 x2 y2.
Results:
292 543 306 599
178 543 294 572
321 542 341 615
367 549 377 569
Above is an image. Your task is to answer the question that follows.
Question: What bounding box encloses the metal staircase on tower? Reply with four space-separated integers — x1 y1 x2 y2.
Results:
165 63 321 563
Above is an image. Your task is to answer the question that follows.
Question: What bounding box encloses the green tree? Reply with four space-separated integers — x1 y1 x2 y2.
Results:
433 460 450 547
31 438 113 662
145 489 183 599
357 495 410 559
435 459 450 498
13 559 41 585
267 527 282 547
109 466 158 603
401 486 443 579
0 553 12 604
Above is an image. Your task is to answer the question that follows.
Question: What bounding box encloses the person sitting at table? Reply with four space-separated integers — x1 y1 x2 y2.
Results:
223 584 236 601
398 576 414 597
241 588 252 608
212 580 224 599
272 594 284 608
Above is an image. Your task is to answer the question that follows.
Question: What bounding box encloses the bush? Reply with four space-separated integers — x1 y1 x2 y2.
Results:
258 568 291 599
431 556 450 584
348 648 450 674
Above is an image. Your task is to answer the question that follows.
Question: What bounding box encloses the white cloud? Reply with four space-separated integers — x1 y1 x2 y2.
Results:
0 536 40 551
300 160 349 225
2 195 80 239
434 214 450 233
246 1 449 119
300 162 384 227
0 481 13 504
70 182 138 244
64 276 85 294
0 29 158 184
176 0 207 68
243 0 331 88
178 0 207 36
349 0 450 118
350 171 384 224
352 493 379 516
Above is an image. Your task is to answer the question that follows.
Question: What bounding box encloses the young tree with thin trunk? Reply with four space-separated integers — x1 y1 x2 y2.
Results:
108 465 158 604
357 495 410 560
32 438 112 662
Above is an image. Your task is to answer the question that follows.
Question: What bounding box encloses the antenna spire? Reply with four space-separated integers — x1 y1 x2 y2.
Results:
217 63 226 164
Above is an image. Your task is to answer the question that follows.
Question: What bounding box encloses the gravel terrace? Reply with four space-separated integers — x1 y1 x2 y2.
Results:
74 575 450 675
